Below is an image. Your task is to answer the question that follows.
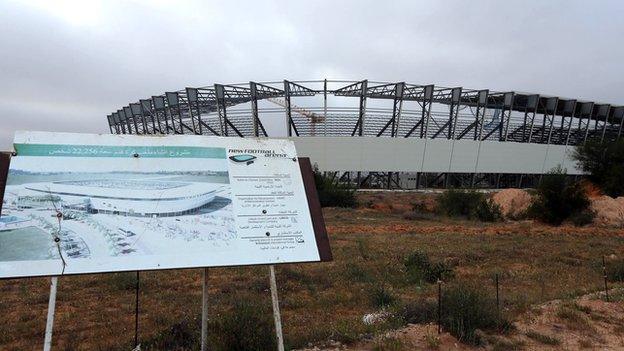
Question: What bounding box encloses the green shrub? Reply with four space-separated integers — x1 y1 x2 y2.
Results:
570 209 595 227
436 190 501 222
404 250 454 284
313 168 357 208
400 285 509 345
370 284 397 308
573 139 624 197
142 319 199 350
474 198 503 222
440 285 510 345
213 299 277 351
606 258 624 282
528 166 590 225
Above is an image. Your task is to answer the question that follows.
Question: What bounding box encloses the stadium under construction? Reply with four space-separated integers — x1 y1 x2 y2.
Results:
106 80 624 189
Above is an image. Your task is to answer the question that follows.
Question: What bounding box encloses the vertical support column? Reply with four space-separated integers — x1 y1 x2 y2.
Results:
141 99 156 134
214 84 228 136
564 100 577 146
525 95 539 142
475 90 488 140
117 110 128 134
614 107 624 141
166 92 182 134
125 106 138 135
152 96 169 133
582 102 595 144
130 103 143 135
113 112 122 134
358 80 368 136
43 277 58 351
250 82 260 137
186 88 202 135
323 79 328 137
107 115 114 134
269 265 285 351
283 80 293 137
448 87 461 139
600 105 611 143
391 83 404 137
501 92 515 141
544 97 558 144
420 85 434 139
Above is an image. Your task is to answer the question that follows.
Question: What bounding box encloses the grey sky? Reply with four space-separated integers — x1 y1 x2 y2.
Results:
1 0 622 149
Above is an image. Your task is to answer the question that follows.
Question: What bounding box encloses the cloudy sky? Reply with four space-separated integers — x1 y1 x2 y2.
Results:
1 0 622 149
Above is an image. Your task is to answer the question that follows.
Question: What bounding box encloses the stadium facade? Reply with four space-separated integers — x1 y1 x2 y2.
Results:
24 180 217 217
105 80 624 189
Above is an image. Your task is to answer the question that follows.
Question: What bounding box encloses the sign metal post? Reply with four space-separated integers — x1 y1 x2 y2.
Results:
43 277 58 351
201 267 209 351
269 265 285 351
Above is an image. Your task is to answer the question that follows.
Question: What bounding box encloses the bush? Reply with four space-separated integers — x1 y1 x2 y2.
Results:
440 285 510 345
313 168 357 208
370 284 397 308
528 166 590 225
474 198 503 222
403 250 454 284
606 258 624 282
401 285 509 345
573 139 624 197
570 209 595 227
436 190 501 222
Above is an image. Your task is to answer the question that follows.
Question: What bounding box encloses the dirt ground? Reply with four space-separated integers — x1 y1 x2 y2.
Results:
1 191 624 350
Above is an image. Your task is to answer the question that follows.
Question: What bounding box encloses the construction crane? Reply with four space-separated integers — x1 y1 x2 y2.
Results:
267 97 325 136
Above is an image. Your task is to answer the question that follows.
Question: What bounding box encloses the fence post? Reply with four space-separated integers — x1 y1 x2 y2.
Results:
602 256 609 302
437 280 442 334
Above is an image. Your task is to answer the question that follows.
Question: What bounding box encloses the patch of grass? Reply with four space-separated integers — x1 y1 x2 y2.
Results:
344 263 373 283
556 303 594 333
212 298 277 351
142 318 199 350
370 284 397 308
372 335 405 351
570 209 595 226
403 250 454 284
525 330 561 345
400 298 437 324
425 332 440 349
107 272 137 291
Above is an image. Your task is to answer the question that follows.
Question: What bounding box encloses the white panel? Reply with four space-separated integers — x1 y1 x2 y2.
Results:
291 137 583 175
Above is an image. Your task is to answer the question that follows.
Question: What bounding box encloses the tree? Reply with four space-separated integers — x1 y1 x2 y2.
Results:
573 139 624 197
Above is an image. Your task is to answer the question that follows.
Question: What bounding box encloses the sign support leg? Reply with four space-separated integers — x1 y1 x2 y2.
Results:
43 277 58 351
201 268 209 351
269 265 285 351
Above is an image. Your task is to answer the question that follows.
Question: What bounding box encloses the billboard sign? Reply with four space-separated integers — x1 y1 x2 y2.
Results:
0 131 329 278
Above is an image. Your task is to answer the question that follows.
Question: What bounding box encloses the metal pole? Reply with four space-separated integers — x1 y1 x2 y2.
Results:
43 277 58 351
134 271 140 349
437 279 442 334
269 265 285 351
495 273 500 317
201 268 209 351
602 256 609 302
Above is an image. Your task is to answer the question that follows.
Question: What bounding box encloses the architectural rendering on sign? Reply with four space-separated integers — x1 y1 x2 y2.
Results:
0 132 321 278
105 79 623 189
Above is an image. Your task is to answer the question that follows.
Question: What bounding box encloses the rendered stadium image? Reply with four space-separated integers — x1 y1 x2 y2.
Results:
106 80 624 189
1 165 233 263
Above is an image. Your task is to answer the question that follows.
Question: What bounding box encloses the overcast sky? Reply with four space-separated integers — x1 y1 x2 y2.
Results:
1 0 622 149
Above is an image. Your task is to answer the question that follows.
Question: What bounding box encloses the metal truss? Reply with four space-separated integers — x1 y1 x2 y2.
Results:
106 79 623 146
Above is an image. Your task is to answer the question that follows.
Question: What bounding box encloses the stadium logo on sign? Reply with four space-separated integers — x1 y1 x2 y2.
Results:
228 154 257 165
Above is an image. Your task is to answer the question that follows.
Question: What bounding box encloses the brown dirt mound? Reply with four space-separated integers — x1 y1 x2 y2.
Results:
591 196 624 227
491 189 532 219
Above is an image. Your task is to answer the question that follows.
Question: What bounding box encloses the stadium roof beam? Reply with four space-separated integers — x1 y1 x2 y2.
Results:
140 99 160 134
214 84 244 137
249 82 273 137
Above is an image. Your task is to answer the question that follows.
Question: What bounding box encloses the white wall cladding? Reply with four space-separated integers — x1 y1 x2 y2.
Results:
290 137 582 174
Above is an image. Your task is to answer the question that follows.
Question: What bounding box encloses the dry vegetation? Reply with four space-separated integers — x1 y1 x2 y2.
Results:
1 191 624 350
